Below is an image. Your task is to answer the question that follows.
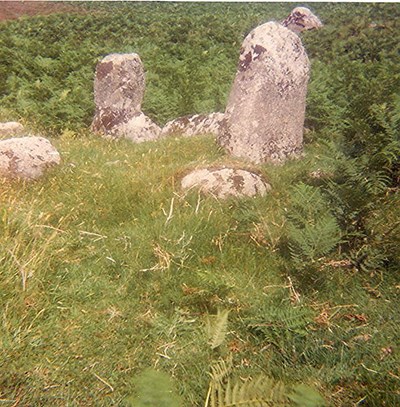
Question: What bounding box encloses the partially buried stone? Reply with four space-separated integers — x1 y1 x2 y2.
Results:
181 167 270 199
0 136 61 180
0 122 25 137
108 112 162 143
161 113 224 138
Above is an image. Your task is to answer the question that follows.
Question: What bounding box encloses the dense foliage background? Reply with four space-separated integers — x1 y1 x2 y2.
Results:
0 2 399 406
1 2 397 132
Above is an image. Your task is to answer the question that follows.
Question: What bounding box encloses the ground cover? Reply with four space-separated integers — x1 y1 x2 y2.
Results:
0 134 398 406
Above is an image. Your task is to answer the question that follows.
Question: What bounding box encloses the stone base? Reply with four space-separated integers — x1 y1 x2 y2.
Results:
92 112 161 143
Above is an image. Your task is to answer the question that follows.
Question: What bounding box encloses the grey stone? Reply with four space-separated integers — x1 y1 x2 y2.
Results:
181 167 270 199
91 53 161 142
95 111 161 143
0 136 61 180
218 8 322 164
281 7 323 34
0 122 25 137
161 113 224 138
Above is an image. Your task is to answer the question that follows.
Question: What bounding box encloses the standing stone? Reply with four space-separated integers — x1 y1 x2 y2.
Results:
0 136 61 180
91 53 161 142
218 8 322 164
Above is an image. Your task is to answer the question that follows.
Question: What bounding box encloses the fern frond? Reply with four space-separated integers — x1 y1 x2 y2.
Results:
205 358 325 406
209 357 233 385
247 305 313 343
205 358 233 407
286 183 328 227
288 214 341 262
206 309 230 349
209 375 288 406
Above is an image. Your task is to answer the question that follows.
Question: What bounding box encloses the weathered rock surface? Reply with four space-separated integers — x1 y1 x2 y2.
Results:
218 8 322 164
91 53 161 142
281 7 323 34
181 167 270 199
0 136 61 180
161 113 224 138
0 122 25 137
97 112 161 143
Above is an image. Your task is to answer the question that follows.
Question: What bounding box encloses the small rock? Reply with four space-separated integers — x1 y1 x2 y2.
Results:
0 136 61 180
161 113 224 137
181 167 270 199
0 122 25 137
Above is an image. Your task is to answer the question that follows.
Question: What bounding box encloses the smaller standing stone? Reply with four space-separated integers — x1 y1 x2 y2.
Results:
0 122 25 137
161 113 224 138
181 167 270 199
0 136 61 180
91 53 161 142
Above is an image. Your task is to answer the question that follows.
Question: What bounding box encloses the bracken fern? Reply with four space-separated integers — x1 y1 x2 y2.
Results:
285 183 341 265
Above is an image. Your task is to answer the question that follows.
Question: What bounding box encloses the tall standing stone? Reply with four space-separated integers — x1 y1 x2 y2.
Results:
218 8 322 164
91 53 161 143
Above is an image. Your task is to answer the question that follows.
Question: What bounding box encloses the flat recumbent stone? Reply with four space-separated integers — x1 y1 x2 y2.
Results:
161 113 224 138
181 167 271 199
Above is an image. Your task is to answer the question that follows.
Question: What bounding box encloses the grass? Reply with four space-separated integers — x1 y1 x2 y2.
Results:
0 132 399 406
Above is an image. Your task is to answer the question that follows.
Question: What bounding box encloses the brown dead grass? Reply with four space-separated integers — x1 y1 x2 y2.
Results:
0 1 87 22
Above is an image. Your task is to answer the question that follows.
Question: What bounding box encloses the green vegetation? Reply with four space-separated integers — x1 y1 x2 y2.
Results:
0 2 399 406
